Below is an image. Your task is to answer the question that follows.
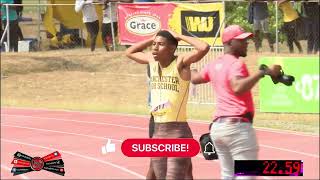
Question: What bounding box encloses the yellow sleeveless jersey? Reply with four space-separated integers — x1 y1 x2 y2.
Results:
149 59 190 123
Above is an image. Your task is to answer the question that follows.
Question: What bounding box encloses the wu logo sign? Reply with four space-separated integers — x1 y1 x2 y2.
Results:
181 11 220 38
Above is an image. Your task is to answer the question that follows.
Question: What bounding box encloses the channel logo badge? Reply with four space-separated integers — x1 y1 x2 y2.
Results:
11 151 65 176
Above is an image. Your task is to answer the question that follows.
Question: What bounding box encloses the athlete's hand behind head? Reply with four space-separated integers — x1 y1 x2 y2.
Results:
167 30 181 41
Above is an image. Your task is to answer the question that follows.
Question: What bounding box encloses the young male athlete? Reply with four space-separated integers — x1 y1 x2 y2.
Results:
125 30 209 179
191 25 282 179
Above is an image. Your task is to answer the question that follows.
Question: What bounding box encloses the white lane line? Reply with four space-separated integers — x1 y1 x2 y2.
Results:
1 138 145 179
184 120 318 138
1 124 272 179
259 144 319 158
3 114 319 139
1 164 29 179
3 124 207 161
1 107 318 137
3 123 319 158
2 124 123 143
1 114 146 130
250 127 319 138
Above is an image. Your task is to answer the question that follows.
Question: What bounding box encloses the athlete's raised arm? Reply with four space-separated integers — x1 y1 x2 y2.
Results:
125 38 154 64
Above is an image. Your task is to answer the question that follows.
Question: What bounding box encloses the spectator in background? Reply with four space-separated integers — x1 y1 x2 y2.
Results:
248 0 274 52
49 32 81 50
101 0 114 51
301 1 319 54
101 0 132 51
279 0 302 53
0 18 4 51
60 23 80 38
14 0 23 40
0 10 3 36
75 0 99 52
1 0 19 52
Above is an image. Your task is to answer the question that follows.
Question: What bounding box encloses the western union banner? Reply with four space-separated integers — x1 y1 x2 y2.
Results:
169 3 224 46
118 2 224 46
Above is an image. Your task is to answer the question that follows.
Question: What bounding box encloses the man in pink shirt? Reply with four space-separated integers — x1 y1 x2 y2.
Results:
191 25 282 179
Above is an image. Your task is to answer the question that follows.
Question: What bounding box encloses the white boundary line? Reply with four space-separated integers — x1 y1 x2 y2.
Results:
258 144 319 158
1 164 29 179
1 114 147 131
2 122 319 158
1 138 145 179
2 124 123 143
2 106 318 137
2 124 206 159
2 112 319 140
250 127 319 137
2 124 208 162
2 124 273 180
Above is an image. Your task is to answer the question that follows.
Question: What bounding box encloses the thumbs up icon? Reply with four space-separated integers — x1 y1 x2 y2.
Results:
102 139 116 154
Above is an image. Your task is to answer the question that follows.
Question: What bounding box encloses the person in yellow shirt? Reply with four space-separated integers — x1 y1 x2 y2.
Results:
279 0 303 53
49 33 78 49
125 30 209 179
49 35 62 49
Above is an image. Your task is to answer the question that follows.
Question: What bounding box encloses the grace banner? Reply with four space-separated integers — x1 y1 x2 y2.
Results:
118 2 224 46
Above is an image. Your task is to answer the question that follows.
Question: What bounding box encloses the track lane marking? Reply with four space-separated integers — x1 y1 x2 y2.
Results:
1 138 145 179
3 123 319 158
2 125 272 180
1 164 29 179
2 124 123 142
2 107 318 137
1 114 146 130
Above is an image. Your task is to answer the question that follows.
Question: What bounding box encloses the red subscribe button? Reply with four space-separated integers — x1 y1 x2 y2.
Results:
121 138 200 157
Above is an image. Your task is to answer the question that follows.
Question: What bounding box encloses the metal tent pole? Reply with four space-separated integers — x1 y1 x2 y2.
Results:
6 4 10 52
275 0 279 54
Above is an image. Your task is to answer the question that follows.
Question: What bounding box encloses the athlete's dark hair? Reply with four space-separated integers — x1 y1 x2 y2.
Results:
156 30 178 47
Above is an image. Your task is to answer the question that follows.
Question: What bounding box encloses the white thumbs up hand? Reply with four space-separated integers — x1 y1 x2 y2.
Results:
102 139 116 154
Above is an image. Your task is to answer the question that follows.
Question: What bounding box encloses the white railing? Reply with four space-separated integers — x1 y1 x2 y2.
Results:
176 46 224 104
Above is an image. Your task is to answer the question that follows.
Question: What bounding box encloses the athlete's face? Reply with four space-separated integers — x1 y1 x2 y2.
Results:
152 36 176 61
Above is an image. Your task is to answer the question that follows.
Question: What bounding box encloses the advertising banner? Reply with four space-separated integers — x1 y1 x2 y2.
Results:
118 2 224 46
259 57 319 113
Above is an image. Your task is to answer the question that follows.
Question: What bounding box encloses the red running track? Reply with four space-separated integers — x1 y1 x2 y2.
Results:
1 107 319 179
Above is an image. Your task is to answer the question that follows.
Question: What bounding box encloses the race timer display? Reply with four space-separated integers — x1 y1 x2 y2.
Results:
234 160 303 176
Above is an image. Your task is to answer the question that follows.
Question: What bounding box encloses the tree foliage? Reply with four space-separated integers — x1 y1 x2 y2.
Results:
225 1 285 43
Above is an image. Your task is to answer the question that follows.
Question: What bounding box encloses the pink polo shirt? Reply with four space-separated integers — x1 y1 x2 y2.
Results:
201 54 254 119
